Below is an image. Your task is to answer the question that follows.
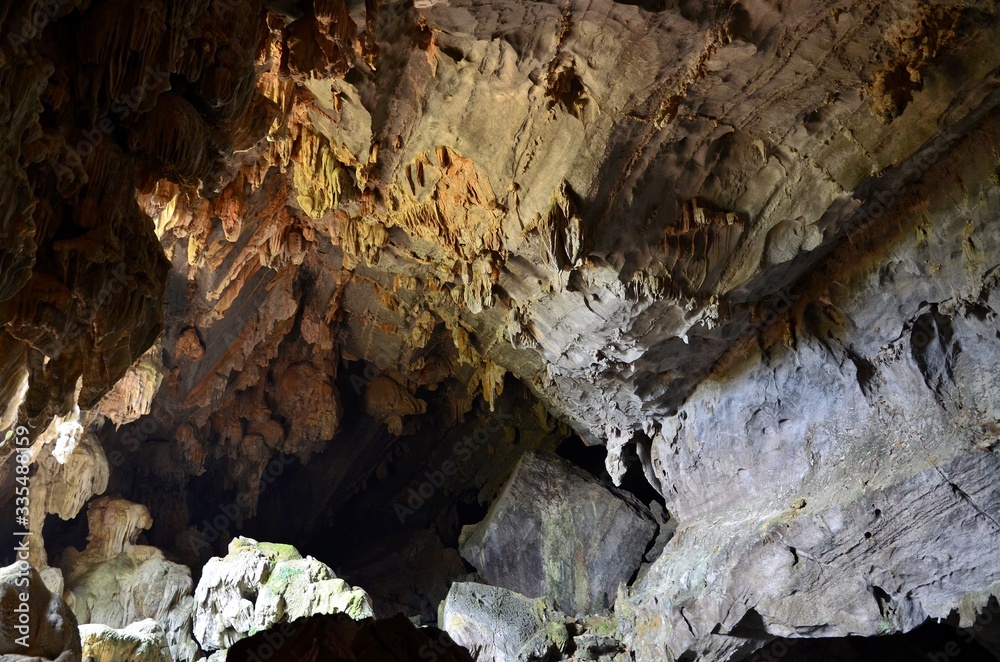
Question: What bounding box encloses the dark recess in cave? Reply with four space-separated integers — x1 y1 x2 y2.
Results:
746 617 997 661
42 510 91 567
556 433 665 508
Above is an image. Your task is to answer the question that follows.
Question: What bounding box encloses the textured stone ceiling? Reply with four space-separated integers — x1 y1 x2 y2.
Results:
3 0 1000 660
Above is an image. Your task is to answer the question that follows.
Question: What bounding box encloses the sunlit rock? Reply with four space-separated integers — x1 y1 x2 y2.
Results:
79 619 172 662
192 537 373 653
442 582 570 662
61 498 197 662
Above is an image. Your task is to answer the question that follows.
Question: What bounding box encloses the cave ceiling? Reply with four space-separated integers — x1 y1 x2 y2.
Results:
3 0 1000 659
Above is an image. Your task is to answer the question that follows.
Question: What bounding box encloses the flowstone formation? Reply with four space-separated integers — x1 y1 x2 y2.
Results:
60 497 198 662
3 0 1000 660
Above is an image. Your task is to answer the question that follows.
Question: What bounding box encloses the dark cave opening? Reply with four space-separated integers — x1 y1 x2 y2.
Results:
116 365 573 622
556 433 666 509
42 510 90 568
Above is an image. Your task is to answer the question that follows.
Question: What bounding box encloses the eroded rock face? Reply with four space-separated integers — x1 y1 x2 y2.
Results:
460 451 656 615
60 497 198 662
442 582 571 662
442 582 628 662
192 537 373 652
617 139 1000 659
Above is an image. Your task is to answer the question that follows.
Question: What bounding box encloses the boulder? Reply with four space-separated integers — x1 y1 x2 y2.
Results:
0 562 81 662
192 537 373 652
460 452 656 615
441 582 569 662
441 582 628 662
79 619 172 662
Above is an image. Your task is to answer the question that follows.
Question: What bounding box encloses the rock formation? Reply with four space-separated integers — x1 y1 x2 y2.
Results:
0 563 81 662
79 619 174 662
2 0 1000 660
460 451 657 616
442 582 628 662
192 537 373 654
60 497 198 662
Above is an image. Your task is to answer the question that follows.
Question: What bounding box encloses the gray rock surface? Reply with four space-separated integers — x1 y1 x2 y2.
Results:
442 582 571 662
460 451 656 615
620 155 1000 658
0 563 81 662
442 582 629 662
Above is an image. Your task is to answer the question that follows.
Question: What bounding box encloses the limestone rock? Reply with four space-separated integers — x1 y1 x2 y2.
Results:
192 537 373 652
442 582 570 662
0 563 81 662
23 410 109 578
79 619 172 662
362 374 427 436
621 154 1000 658
460 452 656 615
34 417 109 522
97 342 165 426
270 361 341 455
61 498 197 662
